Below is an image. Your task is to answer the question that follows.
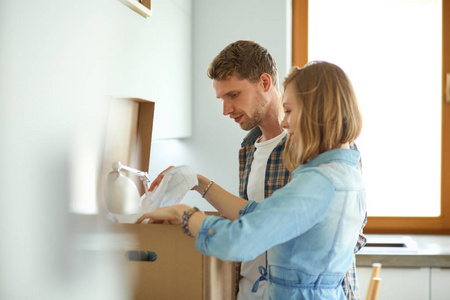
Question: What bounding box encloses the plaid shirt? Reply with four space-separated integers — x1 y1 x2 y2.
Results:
238 127 367 300
239 127 291 200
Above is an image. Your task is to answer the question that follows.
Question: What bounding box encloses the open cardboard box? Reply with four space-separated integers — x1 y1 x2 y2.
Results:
99 97 237 300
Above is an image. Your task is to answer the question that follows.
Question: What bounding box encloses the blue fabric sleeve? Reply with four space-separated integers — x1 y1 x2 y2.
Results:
239 200 259 216
195 170 334 261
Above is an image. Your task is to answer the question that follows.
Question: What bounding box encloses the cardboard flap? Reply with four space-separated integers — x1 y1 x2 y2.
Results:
99 97 155 210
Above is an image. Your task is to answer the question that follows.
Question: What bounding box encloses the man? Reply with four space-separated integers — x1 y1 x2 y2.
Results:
207 40 366 300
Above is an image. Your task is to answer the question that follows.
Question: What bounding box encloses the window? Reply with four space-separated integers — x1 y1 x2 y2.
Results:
292 0 450 234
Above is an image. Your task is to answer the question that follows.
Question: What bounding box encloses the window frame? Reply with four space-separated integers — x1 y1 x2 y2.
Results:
292 0 450 234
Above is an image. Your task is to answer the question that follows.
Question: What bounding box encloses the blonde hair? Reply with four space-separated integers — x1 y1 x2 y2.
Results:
207 40 279 90
283 61 363 171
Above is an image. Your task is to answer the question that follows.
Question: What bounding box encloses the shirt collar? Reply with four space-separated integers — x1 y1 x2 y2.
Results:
294 149 361 175
241 127 262 148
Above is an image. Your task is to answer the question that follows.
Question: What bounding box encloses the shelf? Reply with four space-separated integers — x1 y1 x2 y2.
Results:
117 0 152 18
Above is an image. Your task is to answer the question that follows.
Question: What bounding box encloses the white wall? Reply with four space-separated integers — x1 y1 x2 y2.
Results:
0 0 291 298
149 0 292 210
0 0 191 299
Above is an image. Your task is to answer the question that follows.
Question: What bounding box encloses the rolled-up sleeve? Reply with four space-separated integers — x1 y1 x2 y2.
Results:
239 200 258 216
195 170 334 262
196 201 258 261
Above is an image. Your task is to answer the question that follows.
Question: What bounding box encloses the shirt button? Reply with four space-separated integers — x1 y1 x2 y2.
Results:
208 229 215 235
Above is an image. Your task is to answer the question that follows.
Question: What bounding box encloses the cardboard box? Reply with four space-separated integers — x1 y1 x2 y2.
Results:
110 223 237 300
99 97 236 300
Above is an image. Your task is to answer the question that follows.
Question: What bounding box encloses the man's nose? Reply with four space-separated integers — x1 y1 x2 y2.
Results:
223 100 233 116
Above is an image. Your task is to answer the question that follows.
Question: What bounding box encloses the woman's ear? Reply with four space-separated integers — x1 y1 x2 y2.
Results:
259 73 272 92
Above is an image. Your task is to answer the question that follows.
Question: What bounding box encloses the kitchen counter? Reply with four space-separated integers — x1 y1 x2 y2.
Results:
356 234 450 268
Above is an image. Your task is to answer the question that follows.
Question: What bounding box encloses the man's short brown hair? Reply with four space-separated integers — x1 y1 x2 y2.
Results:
207 40 279 89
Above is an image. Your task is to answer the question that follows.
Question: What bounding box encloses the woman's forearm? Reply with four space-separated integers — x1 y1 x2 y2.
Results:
194 175 247 220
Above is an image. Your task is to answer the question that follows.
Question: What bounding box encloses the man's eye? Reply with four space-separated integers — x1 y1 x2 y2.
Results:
284 110 291 114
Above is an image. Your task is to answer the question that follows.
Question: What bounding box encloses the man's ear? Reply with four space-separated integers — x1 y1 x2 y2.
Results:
259 73 272 92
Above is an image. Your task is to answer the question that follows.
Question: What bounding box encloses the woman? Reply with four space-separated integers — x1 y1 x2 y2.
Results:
137 61 366 300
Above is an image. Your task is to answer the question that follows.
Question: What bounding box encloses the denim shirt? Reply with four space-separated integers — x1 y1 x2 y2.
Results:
196 149 366 300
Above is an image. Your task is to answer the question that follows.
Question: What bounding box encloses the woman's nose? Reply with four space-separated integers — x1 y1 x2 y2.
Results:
281 115 288 129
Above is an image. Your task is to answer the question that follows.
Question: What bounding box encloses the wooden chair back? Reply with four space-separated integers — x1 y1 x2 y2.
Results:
365 263 382 300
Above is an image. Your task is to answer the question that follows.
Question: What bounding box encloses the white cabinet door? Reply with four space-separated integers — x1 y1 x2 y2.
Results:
431 268 450 300
357 267 430 300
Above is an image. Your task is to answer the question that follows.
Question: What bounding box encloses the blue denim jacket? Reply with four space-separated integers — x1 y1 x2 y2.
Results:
196 149 366 300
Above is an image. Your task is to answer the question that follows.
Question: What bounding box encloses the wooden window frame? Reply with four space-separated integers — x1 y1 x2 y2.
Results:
292 0 450 234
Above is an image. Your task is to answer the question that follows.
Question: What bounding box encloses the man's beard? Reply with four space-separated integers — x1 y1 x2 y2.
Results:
239 92 267 131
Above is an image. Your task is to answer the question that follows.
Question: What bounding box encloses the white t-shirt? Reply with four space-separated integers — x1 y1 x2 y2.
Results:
238 131 287 300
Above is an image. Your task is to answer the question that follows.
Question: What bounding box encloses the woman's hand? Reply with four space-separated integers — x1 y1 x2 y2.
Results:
149 166 174 192
135 204 188 224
